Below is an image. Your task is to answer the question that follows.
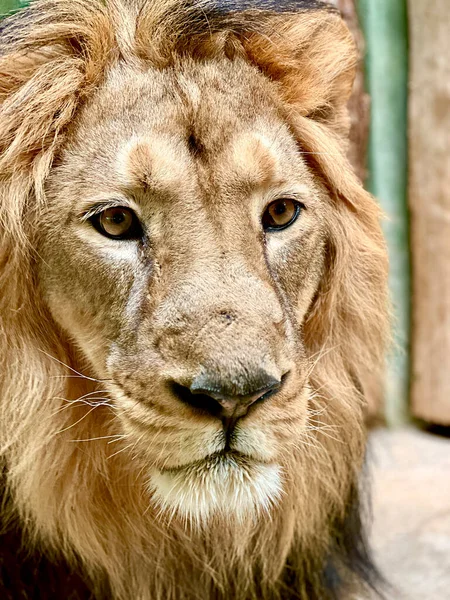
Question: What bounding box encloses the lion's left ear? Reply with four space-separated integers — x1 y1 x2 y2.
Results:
239 10 357 138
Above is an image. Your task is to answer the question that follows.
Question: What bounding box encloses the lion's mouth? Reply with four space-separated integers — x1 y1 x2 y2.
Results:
160 449 260 474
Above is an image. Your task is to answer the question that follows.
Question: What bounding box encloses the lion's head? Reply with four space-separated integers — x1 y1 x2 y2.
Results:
0 1 389 598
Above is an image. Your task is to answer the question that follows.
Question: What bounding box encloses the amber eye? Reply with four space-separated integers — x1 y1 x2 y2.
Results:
91 207 142 240
262 198 303 232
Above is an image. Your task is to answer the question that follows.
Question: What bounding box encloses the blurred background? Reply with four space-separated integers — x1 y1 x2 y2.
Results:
331 3 450 598
329 3 450 598
1 0 449 598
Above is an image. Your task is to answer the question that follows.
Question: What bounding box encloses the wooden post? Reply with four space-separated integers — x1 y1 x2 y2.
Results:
409 0 450 424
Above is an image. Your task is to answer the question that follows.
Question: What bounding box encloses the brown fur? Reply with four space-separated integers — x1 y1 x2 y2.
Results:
0 1 389 599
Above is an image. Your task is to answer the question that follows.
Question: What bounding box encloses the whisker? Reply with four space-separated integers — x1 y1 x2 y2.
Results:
54 405 99 435
108 435 127 444
305 426 343 445
50 375 111 381
305 345 340 380
69 434 126 443
38 349 108 382
107 443 135 460
54 389 112 403
48 399 116 420
298 151 341 156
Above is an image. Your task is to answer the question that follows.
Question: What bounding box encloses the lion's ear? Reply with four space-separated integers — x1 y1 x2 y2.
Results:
239 10 357 137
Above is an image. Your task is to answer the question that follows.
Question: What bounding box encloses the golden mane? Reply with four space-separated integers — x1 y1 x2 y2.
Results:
0 1 389 599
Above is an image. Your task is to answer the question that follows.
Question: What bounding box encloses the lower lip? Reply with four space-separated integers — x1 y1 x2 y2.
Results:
162 450 256 474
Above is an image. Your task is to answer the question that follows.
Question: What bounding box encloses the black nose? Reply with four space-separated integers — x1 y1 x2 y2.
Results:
171 370 282 419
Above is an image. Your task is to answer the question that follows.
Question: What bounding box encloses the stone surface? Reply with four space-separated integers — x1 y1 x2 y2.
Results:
366 427 450 599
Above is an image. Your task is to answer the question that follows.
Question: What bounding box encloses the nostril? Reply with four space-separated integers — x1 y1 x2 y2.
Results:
257 371 290 402
170 382 224 417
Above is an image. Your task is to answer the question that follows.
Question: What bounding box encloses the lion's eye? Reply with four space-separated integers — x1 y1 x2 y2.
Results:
91 207 142 240
262 199 303 232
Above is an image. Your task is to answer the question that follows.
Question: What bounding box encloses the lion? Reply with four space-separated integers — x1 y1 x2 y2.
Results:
0 1 389 598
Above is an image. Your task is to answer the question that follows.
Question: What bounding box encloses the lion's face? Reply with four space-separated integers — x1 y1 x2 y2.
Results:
39 59 330 521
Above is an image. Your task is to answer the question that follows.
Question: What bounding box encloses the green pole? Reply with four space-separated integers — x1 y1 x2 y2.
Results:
357 0 410 426
0 0 28 17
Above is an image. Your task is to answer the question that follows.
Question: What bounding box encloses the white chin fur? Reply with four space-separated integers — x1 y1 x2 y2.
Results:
149 454 283 525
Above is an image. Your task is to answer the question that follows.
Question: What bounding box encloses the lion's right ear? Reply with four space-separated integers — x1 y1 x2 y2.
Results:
237 8 357 138
0 0 114 175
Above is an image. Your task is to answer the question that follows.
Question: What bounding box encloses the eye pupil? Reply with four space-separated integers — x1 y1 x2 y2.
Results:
274 202 287 215
262 198 302 232
111 212 125 224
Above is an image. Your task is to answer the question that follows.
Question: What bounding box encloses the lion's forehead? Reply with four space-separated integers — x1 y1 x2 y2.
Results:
62 59 306 200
